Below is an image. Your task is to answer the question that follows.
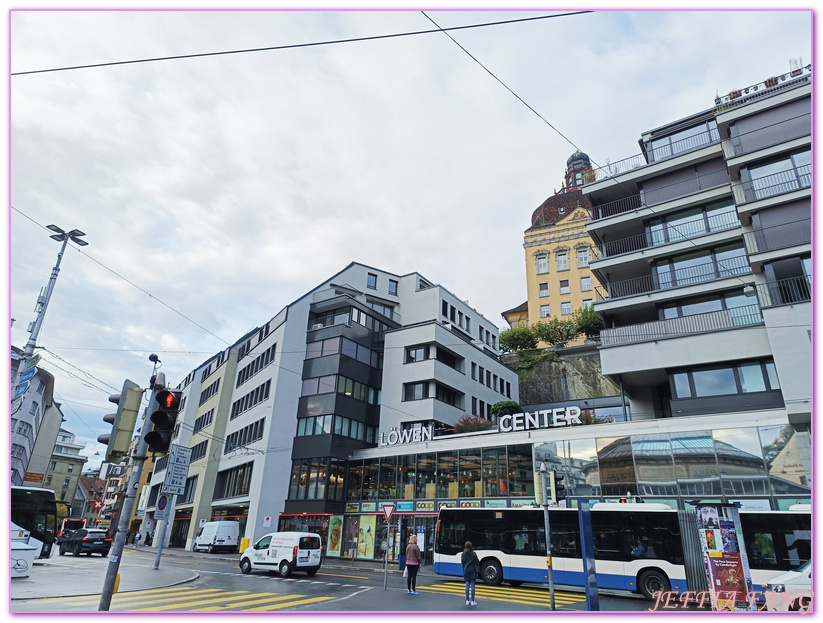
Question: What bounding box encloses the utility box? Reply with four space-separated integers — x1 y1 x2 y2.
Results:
11 542 38 578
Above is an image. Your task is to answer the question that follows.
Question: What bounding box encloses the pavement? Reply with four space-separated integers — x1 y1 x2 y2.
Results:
9 544 404 601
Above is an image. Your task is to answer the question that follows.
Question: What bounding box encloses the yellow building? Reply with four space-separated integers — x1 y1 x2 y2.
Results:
503 151 600 346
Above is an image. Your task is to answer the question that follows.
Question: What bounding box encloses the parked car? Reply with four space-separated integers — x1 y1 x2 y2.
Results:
239 532 323 577
193 521 240 553
59 528 112 557
765 561 812 611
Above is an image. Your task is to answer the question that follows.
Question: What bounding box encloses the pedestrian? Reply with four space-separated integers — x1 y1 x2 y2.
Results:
461 541 480 606
134 532 141 547
404 535 422 594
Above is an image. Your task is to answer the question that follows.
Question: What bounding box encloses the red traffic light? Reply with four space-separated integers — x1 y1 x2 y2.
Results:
156 389 182 411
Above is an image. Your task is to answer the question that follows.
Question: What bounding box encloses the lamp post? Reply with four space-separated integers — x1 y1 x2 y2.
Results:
539 461 556 611
12 225 88 391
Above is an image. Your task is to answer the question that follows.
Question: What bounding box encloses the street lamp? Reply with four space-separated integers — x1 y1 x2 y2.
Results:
12 225 89 392
539 461 556 611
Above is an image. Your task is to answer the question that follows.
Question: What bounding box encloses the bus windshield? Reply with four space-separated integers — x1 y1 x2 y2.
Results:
11 486 67 558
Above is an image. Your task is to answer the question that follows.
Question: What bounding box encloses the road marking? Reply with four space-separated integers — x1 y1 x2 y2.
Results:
128 590 266 611
189 594 306 611
418 583 585 607
30 586 211 605
244 596 335 611
318 573 370 580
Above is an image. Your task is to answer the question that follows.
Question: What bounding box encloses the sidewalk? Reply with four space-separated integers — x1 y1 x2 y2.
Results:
10 547 199 600
11 544 407 600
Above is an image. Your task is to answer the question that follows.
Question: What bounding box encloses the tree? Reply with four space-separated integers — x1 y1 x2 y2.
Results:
453 415 495 433
499 325 538 352
532 318 578 347
573 305 603 341
490 401 520 418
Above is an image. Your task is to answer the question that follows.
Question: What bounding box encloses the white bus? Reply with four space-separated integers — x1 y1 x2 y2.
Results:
434 504 810 601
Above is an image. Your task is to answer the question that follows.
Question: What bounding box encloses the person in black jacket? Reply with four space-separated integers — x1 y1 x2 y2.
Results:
461 541 480 606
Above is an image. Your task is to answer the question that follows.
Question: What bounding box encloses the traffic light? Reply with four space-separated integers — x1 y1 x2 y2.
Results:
144 389 183 454
98 379 143 463
550 469 566 503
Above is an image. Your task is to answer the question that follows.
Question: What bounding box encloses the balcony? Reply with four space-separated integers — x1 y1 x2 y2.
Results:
751 275 811 309
600 303 762 347
591 127 720 183
595 255 751 300
728 113 810 157
590 168 730 220
743 218 811 255
596 210 741 258
715 64 811 112
737 164 811 205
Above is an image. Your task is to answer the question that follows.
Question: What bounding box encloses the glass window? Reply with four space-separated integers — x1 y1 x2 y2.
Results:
536 255 548 274
539 282 549 297
738 362 767 393
305 341 323 359
317 375 336 394
459 449 482 498
577 248 590 267
404 382 427 401
559 279 571 294
301 377 319 396
765 362 780 390
671 430 722 495
580 276 592 292
362 458 379 500
398 455 415 500
556 252 569 271
341 337 358 360
388 279 398 296
415 453 436 498
406 346 427 363
706 200 738 232
322 337 341 356
346 461 364 501
713 428 769 495
367 273 377 289
482 447 507 497
692 366 737 396
561 302 572 315
596 437 637 496
758 425 810 495
540 304 551 318
632 434 679 496
506 444 534 497
436 451 459 498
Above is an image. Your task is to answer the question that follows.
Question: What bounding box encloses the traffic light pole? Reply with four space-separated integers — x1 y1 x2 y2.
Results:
153 494 176 570
98 371 164 611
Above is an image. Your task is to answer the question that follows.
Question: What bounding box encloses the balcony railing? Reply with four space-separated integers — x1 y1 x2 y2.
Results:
739 164 811 204
730 113 811 157
595 256 751 300
590 168 730 221
600 303 762 347
752 275 811 309
743 218 811 255
715 65 811 111
596 211 741 259
591 128 720 183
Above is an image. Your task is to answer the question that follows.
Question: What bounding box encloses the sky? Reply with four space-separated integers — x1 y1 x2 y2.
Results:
7 6 814 473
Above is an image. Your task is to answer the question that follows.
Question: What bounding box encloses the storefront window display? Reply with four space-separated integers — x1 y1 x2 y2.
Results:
415 453 436 498
362 458 379 500
398 454 415 499
459 448 482 498
482 446 507 497
346 460 364 501
436 451 458 498
506 444 534 497
377 455 398 499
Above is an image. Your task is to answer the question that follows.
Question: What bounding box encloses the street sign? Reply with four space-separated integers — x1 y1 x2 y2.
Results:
11 396 23 415
155 494 168 520
13 382 30 398
23 355 40 371
18 367 37 383
383 504 395 521
161 444 192 495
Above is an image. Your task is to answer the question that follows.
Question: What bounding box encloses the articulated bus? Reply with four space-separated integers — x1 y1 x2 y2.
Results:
11 486 69 558
433 504 810 601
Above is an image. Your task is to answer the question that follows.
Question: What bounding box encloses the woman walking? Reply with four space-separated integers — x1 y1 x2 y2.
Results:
405 535 422 595
461 541 480 606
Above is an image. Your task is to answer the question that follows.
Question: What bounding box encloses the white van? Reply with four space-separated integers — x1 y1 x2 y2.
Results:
239 531 323 577
765 562 812 611
193 521 240 553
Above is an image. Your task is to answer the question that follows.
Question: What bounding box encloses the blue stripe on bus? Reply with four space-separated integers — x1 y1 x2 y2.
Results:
433 561 688 595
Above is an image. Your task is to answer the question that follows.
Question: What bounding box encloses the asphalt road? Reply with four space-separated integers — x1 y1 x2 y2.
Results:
11 547 656 613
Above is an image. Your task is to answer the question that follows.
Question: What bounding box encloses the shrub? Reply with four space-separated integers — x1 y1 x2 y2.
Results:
499 325 538 352
572 305 603 341
453 415 495 433
490 401 520 418
532 318 578 346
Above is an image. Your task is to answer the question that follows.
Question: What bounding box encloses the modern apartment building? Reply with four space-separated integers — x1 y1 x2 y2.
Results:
138 262 517 551
580 65 811 501
42 428 88 504
503 151 599 342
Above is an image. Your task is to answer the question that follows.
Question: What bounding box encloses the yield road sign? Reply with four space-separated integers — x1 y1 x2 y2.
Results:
383 504 395 521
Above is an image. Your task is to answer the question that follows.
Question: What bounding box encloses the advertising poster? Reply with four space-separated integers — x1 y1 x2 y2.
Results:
327 515 343 557
357 514 376 559
696 504 755 611
344 516 360 558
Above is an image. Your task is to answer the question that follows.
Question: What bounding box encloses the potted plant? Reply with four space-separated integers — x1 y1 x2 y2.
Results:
729 90 742 100
765 76 779 88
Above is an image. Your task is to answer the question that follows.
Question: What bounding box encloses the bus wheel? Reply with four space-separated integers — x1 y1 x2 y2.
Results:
481 560 503 586
638 570 670 601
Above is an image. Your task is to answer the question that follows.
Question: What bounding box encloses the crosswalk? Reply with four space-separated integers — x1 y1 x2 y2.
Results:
418 581 586 608
30 586 336 612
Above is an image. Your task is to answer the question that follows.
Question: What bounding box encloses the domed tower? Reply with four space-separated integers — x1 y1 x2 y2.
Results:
562 150 593 193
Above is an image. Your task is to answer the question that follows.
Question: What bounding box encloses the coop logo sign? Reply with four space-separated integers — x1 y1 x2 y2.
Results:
498 407 582 433
380 425 433 447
